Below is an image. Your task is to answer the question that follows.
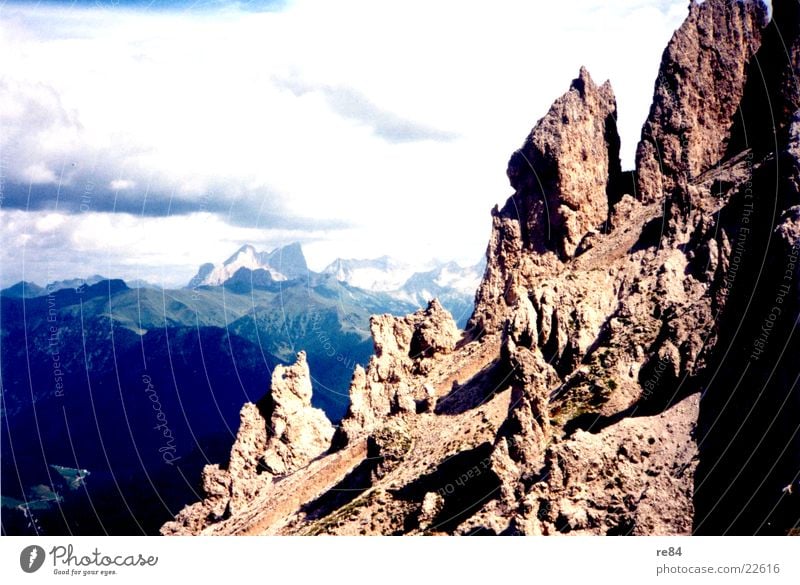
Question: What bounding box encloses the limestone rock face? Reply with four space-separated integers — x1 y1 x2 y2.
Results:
160 352 332 535
470 68 619 334
226 402 270 514
491 322 559 501
261 352 335 475
337 299 460 444
469 201 544 335
199 464 232 519
635 0 767 203
507 67 620 258
164 1 800 537
728 1 800 160
519 394 699 535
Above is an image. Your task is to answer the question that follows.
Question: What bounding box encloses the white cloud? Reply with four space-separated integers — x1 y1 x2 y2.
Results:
21 162 59 184
109 179 135 191
34 212 65 232
0 0 689 285
0 208 340 287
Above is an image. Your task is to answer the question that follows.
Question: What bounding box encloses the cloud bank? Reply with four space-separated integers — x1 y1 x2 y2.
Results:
0 0 688 287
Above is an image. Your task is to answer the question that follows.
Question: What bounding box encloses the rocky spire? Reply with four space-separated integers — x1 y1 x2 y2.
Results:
635 0 767 203
160 351 333 534
259 351 335 475
507 66 620 258
470 67 620 334
336 299 460 445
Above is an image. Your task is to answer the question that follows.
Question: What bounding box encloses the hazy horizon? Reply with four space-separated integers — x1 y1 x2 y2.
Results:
2 239 486 289
0 0 689 288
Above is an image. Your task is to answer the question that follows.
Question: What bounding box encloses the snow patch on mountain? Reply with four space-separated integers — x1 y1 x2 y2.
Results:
321 256 422 292
188 243 309 287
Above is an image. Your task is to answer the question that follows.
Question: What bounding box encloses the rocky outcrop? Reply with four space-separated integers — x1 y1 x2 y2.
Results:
470 68 621 335
260 352 334 475
226 403 270 514
164 0 800 537
728 0 800 160
507 66 620 258
518 394 699 535
336 299 459 444
161 352 332 535
635 0 767 203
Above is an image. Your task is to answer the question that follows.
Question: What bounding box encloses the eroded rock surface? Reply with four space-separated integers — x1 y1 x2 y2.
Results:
635 0 767 202
164 0 799 537
337 299 459 444
161 352 333 535
518 394 699 535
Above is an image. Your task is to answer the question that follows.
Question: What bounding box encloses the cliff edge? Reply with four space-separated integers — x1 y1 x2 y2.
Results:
163 0 799 536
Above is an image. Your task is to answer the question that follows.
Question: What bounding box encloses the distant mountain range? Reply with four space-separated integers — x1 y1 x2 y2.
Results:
187 242 483 327
0 242 482 535
387 260 485 327
321 255 418 291
187 242 309 287
1 275 160 299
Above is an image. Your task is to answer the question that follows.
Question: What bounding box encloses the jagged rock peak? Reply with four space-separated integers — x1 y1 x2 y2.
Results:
571 65 605 99
260 351 335 476
187 242 310 288
369 298 460 362
635 0 768 203
506 66 619 259
160 351 332 534
470 67 620 334
336 299 460 444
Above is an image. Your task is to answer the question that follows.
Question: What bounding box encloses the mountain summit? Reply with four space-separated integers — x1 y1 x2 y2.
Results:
164 0 799 536
323 256 484 327
188 242 309 287
322 256 417 292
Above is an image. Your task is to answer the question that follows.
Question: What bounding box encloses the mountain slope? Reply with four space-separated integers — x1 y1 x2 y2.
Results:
0 281 45 299
1 270 417 535
163 0 799 536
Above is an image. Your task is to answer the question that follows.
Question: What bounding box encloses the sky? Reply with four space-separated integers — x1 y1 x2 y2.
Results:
0 0 690 288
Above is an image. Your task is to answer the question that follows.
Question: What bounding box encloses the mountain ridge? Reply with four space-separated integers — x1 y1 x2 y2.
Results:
185 243 482 326
188 242 310 286
0 268 426 534
163 0 800 536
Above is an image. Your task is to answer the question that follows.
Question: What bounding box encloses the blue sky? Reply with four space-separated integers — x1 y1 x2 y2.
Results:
0 0 690 287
